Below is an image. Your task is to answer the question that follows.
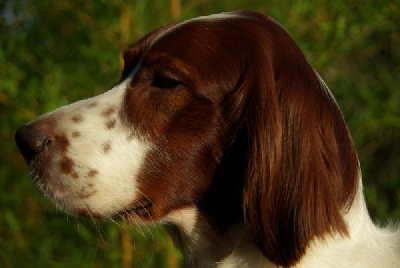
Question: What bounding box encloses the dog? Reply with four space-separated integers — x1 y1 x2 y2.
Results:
15 11 399 267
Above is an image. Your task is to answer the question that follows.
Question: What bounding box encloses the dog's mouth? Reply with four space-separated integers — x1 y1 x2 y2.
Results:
118 200 153 220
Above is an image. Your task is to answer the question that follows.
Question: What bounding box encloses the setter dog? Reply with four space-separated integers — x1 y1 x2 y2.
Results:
15 11 399 267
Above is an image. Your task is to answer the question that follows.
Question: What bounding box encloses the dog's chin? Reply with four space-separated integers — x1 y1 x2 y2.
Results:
43 194 155 223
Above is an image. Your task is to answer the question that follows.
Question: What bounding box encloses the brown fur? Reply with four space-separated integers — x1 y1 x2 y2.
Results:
119 11 359 266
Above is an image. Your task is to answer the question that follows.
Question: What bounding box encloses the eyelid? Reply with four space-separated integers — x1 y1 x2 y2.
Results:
151 73 181 89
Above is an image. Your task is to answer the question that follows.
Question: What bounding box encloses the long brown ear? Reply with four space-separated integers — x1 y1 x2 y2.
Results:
236 14 360 267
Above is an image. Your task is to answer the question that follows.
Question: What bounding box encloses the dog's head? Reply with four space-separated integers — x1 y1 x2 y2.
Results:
15 11 359 266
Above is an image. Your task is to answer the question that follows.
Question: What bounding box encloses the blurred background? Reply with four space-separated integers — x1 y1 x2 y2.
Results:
1 0 399 267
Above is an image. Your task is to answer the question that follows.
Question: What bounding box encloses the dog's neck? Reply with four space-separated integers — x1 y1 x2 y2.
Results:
164 207 268 267
163 185 400 268
298 186 400 268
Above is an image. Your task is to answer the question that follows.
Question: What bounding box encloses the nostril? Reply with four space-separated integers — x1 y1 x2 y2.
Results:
44 137 52 147
15 125 52 164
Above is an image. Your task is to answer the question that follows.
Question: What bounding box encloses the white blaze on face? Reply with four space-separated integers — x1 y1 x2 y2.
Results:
35 77 152 216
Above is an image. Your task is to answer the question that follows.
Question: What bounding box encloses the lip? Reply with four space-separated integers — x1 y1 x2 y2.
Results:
118 200 152 219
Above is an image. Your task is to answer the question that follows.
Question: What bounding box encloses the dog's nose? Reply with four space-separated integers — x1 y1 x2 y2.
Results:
15 125 52 164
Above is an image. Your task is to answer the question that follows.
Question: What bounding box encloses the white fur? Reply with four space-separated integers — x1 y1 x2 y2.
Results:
163 177 400 267
295 182 400 268
33 77 152 216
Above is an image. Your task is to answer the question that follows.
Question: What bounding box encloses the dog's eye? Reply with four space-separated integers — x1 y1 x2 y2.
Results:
151 73 180 89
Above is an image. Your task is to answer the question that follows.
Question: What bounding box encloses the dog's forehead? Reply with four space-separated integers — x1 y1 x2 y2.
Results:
122 12 261 77
143 13 255 66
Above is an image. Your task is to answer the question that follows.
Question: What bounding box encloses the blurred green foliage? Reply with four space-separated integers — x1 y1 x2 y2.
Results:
1 0 399 267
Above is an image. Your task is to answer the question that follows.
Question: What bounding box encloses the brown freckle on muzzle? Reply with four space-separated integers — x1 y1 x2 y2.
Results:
126 133 135 141
86 169 98 178
56 133 70 153
101 107 116 117
71 131 80 138
105 119 116 129
71 114 84 123
59 157 75 175
102 141 111 153
88 102 98 108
